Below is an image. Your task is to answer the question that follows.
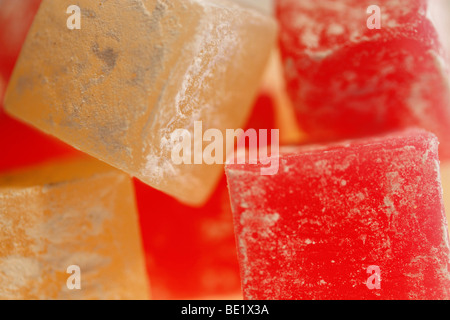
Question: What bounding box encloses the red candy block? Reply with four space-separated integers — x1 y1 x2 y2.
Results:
276 0 450 157
0 111 78 172
136 176 241 300
226 129 450 300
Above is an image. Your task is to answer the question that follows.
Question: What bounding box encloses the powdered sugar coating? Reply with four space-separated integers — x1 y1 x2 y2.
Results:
226 129 450 300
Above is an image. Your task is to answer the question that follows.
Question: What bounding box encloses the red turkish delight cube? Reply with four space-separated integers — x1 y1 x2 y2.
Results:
226 129 450 299
276 0 450 157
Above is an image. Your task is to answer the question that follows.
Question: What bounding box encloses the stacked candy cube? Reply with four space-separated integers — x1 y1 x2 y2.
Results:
0 0 449 300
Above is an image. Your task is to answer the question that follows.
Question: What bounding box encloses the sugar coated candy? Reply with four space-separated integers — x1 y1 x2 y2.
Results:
136 176 241 299
0 157 149 299
226 129 450 299
137 93 276 299
277 0 450 157
4 0 276 206
0 0 41 82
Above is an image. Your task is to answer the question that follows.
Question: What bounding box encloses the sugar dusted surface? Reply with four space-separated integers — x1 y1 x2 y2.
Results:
0 158 149 299
5 0 276 206
276 0 450 157
226 129 450 300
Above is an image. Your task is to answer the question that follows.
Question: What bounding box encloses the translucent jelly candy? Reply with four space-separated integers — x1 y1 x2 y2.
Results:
276 0 450 157
136 176 241 300
226 129 450 300
0 158 149 299
0 0 41 82
0 0 78 172
0 111 78 172
137 94 276 299
4 0 276 206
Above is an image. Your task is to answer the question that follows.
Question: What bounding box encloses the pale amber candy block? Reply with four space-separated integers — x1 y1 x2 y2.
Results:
440 163 450 229
0 158 149 299
4 0 276 206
